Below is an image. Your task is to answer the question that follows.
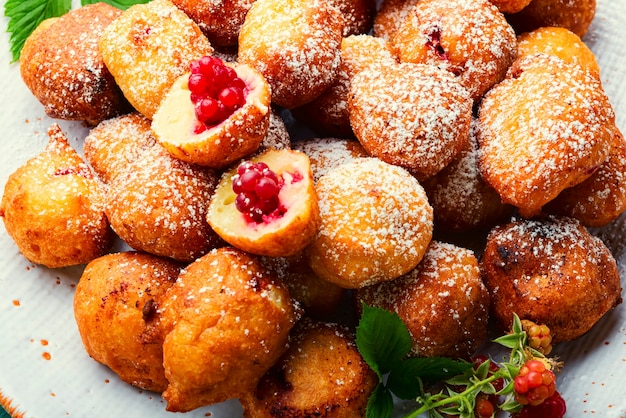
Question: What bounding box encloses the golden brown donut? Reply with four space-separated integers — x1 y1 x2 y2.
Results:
73 251 181 392
292 137 369 183
99 0 213 119
293 34 397 138
170 0 256 47
256 108 291 155
159 247 299 412
331 0 377 36
105 144 222 262
422 119 514 233
238 0 344 109
207 149 319 258
480 216 622 343
490 0 532 14
373 0 420 42
306 157 433 289
240 317 377 417
261 254 347 320
545 128 626 227
506 0 596 38
356 241 490 358
19 3 128 125
392 0 518 101
477 53 615 218
151 60 271 168
348 62 472 180
83 112 157 184
516 26 600 75
0 124 112 268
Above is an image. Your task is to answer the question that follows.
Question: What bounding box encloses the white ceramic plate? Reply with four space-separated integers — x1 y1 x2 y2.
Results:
1 0 625 417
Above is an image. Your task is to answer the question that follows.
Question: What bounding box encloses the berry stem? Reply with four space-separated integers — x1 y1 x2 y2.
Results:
405 372 508 418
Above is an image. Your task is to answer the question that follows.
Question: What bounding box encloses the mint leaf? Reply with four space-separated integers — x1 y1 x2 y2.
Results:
4 0 71 62
81 0 150 10
356 303 412 378
366 384 394 418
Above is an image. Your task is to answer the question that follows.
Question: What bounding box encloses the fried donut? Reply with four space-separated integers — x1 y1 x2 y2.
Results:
293 34 397 138
481 216 622 343
159 247 299 412
0 125 112 268
373 0 420 42
105 144 222 262
306 158 433 289
73 251 181 392
422 119 514 233
19 3 128 125
348 62 472 180
506 0 596 38
477 53 615 218
261 254 347 319
292 137 369 183
170 0 255 47
545 128 626 227
83 112 157 184
241 317 377 417
151 59 271 168
489 0 532 14
516 26 600 75
238 0 343 109
331 0 377 37
356 241 490 358
99 0 213 119
392 0 517 101
256 108 291 155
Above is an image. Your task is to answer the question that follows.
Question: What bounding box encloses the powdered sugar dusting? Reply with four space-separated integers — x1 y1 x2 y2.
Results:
349 62 472 180
477 54 615 216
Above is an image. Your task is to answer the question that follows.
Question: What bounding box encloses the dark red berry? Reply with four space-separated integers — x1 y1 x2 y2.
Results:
188 55 247 128
513 391 566 418
232 161 283 223
475 395 495 418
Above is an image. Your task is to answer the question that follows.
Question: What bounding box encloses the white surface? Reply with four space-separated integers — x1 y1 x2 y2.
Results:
1 0 625 417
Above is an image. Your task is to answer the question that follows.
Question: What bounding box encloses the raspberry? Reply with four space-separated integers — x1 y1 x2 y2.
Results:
514 359 557 406
513 391 566 418
521 319 553 355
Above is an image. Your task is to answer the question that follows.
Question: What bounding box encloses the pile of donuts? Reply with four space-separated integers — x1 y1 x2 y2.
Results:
1 0 623 415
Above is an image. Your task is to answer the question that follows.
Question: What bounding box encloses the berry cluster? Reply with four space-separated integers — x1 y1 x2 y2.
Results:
513 359 557 406
521 319 553 355
232 161 284 223
405 314 566 418
188 56 247 130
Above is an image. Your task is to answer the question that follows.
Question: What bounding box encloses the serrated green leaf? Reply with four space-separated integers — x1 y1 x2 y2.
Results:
4 0 71 62
81 0 151 10
366 384 394 418
356 303 412 377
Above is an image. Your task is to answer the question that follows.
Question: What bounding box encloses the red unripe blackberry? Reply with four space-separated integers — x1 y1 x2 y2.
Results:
514 359 557 406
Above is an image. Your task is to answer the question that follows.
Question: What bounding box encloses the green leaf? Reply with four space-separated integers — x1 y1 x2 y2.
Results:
4 0 71 62
388 356 472 400
356 303 412 378
81 0 151 10
493 333 520 349
366 384 394 418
